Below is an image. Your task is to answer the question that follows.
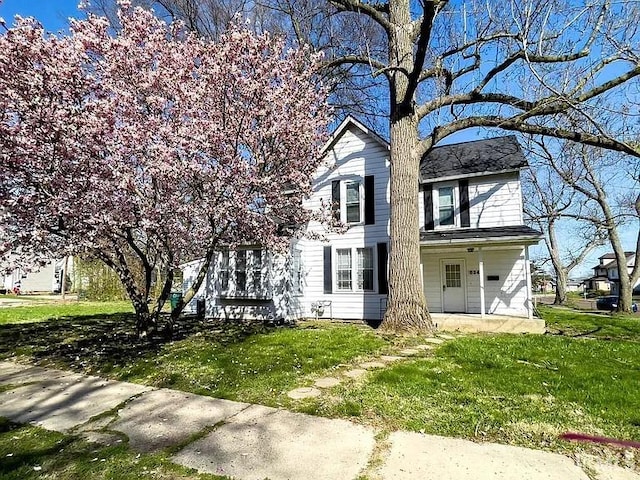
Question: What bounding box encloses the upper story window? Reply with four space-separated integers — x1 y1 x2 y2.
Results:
331 176 375 225
345 181 361 223
434 182 458 228
423 179 470 231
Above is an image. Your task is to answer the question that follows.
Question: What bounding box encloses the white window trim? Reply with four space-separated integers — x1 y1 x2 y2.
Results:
334 246 376 293
291 248 303 296
433 181 459 229
340 179 365 225
219 249 269 298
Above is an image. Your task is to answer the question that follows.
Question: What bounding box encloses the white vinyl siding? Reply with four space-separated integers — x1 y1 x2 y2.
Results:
300 124 390 320
421 246 529 317
468 173 523 228
418 173 523 230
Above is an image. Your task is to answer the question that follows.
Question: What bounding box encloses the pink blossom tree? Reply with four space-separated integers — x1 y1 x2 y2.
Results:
0 3 330 335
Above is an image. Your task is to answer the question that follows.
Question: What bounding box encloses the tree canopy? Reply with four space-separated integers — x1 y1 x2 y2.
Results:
0 2 330 333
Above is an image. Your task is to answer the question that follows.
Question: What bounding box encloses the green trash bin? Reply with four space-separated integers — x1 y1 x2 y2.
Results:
169 292 183 312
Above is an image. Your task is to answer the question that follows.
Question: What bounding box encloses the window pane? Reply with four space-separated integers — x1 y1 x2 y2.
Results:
346 182 359 202
345 181 361 223
336 249 352 290
252 249 262 291
236 251 246 291
445 264 461 288
346 204 360 223
439 187 455 226
357 247 374 291
292 249 302 294
220 251 229 290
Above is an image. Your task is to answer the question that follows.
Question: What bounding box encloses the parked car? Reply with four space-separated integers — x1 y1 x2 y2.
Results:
596 295 638 312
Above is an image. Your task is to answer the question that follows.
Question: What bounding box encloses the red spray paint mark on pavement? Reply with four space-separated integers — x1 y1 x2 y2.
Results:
561 432 640 449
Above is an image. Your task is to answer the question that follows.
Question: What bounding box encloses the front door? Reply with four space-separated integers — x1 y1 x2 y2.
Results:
441 260 466 312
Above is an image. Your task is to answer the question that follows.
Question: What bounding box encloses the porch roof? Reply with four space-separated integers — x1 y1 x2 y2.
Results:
420 225 542 246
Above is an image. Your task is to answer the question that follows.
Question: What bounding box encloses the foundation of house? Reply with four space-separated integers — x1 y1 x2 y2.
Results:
430 313 545 334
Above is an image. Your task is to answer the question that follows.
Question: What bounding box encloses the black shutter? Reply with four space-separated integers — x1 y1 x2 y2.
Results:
424 184 434 230
459 179 470 227
331 180 340 221
364 175 375 225
323 246 332 293
377 242 388 294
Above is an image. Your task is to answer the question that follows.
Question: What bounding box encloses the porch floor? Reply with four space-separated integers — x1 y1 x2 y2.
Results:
430 313 545 334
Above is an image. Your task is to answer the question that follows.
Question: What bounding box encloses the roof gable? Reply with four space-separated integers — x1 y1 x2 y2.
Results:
420 135 527 183
321 116 389 155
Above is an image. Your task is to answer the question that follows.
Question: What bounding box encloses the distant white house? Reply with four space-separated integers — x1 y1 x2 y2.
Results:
183 117 543 331
2 258 69 294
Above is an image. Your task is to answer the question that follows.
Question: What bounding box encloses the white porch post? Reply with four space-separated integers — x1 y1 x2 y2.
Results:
525 246 533 320
478 248 485 318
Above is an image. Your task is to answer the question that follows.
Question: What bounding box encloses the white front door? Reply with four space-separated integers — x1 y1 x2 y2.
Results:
441 260 466 312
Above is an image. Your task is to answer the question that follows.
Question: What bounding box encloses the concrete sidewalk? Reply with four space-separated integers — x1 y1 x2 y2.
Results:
0 361 637 480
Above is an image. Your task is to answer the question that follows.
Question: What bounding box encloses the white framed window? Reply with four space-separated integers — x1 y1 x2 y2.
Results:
336 249 352 290
219 251 229 290
218 249 268 296
434 182 458 228
251 249 262 292
291 249 303 295
345 181 361 223
357 247 374 291
335 246 375 292
236 250 247 291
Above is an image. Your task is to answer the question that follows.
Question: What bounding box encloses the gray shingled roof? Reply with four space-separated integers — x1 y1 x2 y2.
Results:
420 225 542 243
420 135 527 182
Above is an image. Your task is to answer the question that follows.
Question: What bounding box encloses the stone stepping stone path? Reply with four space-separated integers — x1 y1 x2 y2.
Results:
399 348 420 356
286 335 458 400
343 368 368 379
288 387 322 399
314 377 341 389
380 355 403 363
360 361 386 369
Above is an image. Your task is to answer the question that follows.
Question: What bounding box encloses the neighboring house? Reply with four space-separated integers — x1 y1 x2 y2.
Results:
587 252 639 295
183 117 543 331
2 258 69 294
566 279 585 293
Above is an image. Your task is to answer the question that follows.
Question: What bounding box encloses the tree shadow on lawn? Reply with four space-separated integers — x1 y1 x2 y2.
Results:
0 313 266 374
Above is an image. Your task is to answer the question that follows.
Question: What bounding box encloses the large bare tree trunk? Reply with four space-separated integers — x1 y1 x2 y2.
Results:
380 0 433 333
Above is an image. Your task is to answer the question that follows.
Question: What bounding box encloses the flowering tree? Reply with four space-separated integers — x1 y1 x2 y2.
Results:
0 3 330 335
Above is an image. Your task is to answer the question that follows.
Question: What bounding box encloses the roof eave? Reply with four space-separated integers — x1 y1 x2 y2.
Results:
420 234 543 247
420 167 523 184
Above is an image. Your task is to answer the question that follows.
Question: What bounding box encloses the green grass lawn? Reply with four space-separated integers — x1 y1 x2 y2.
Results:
1 301 640 468
0 301 132 325
541 305 640 341
0 418 223 480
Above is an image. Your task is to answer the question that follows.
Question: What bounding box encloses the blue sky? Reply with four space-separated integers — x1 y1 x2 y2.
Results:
0 0 83 32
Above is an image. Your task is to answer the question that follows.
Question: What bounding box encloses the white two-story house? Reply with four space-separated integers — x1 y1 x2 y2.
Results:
185 117 543 332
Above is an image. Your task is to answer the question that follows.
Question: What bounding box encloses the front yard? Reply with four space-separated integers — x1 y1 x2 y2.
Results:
0 301 639 469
